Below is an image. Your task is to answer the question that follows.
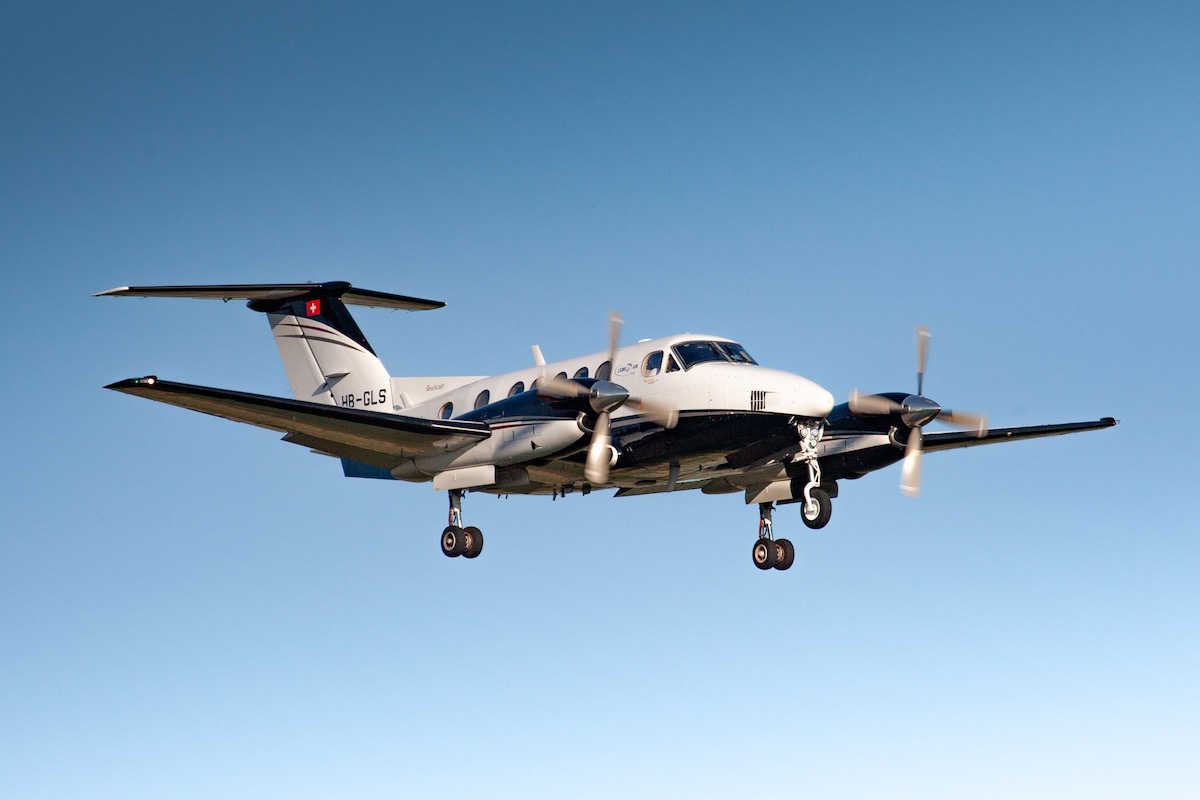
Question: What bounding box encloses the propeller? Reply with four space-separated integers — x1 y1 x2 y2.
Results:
584 312 627 484
532 312 678 485
849 326 989 497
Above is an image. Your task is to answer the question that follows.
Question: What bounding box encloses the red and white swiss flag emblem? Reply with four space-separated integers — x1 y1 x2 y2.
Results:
306 299 321 316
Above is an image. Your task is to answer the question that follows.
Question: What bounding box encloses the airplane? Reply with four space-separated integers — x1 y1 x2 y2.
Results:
97 281 1117 571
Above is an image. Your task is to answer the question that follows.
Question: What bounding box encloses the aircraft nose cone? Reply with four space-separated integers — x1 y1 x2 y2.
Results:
817 386 835 416
589 380 629 414
789 376 835 418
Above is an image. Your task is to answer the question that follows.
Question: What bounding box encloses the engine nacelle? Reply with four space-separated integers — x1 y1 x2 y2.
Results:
396 385 597 483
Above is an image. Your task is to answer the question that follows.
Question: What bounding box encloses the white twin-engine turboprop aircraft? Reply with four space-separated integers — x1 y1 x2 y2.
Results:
99 281 1117 571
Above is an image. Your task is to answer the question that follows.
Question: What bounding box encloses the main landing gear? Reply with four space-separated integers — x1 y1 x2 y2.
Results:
441 490 484 559
751 491 834 571
753 503 796 571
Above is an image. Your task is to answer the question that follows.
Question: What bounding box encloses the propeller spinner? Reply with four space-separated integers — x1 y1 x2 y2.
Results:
849 326 988 496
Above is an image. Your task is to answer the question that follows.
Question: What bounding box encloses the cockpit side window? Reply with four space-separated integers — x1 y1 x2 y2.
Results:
665 354 680 373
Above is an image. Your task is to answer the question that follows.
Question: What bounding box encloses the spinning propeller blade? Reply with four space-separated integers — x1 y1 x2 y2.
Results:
900 427 923 496
937 408 989 437
848 389 902 415
852 325 989 495
537 374 589 400
606 311 622 370
584 411 614 484
625 396 679 429
916 325 930 396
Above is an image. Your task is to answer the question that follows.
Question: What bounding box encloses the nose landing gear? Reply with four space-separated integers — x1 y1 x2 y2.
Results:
800 487 833 530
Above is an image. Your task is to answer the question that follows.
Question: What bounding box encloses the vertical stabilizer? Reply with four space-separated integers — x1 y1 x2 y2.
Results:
252 292 393 409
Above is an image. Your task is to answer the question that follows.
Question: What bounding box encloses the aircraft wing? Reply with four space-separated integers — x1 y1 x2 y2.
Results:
922 418 1118 452
105 377 489 468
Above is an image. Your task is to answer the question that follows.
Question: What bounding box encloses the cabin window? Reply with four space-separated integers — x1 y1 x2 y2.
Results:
555 371 568 381
474 390 491 409
573 366 589 379
531 376 544 390
641 350 663 377
596 361 611 380
508 381 525 397
439 402 454 419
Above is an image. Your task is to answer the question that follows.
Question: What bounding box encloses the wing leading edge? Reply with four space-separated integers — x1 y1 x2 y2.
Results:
106 377 489 469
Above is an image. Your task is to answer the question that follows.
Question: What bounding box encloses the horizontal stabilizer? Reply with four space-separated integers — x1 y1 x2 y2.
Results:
94 281 444 311
106 376 489 467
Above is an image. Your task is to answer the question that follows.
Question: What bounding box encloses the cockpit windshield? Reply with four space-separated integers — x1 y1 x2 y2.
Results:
672 340 758 369
718 341 757 364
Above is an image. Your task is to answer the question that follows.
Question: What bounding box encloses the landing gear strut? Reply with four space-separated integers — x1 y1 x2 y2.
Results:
796 420 831 530
441 490 484 559
753 502 795 571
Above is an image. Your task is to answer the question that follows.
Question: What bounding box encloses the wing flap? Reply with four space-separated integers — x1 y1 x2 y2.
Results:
106 377 489 465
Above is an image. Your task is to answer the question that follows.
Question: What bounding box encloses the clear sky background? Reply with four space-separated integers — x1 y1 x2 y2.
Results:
3 2 1198 798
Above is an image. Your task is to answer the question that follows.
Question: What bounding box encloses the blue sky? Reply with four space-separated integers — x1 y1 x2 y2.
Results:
3 2 1198 797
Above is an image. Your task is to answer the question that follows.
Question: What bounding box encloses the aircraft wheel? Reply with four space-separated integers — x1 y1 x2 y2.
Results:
774 538 795 571
462 526 484 559
441 526 466 557
801 488 832 530
752 538 777 570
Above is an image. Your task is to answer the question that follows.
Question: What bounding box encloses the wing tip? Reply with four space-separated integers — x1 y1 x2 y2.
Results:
105 375 159 391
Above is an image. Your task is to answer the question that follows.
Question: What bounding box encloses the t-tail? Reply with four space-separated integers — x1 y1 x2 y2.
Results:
94 281 443 411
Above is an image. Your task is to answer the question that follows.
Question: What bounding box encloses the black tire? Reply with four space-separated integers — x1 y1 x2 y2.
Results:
752 538 777 570
462 526 484 559
441 525 466 557
774 538 795 571
800 488 833 530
